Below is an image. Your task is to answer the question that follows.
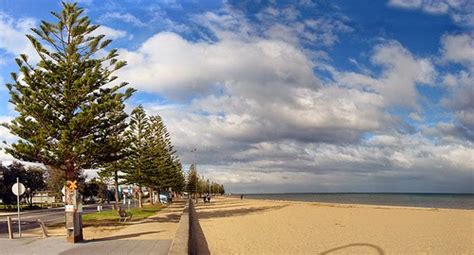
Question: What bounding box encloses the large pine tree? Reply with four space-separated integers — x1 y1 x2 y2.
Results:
121 105 150 208
3 3 135 181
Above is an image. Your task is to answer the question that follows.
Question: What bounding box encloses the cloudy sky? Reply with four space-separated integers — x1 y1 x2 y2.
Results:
0 0 473 193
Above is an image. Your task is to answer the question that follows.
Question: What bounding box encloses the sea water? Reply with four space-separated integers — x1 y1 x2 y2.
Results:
243 193 474 209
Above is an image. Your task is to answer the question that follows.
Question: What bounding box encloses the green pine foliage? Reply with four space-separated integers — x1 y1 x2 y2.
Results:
120 106 187 203
121 106 150 186
2 2 135 180
187 164 199 197
120 106 150 207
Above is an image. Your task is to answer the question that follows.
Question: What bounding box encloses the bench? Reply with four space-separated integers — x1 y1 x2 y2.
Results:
118 209 132 223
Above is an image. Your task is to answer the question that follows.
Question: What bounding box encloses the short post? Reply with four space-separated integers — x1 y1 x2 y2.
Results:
37 219 49 238
7 216 13 239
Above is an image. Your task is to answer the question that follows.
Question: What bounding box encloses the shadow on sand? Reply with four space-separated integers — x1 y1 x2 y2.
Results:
319 243 385 255
195 203 255 211
196 205 287 219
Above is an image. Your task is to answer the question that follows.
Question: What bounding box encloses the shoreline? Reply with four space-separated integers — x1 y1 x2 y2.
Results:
228 193 474 210
235 197 473 211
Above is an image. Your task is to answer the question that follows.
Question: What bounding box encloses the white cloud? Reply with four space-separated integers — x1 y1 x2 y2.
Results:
409 112 424 121
331 41 436 109
0 115 16 143
118 32 319 97
100 12 147 27
440 33 474 135
0 12 38 61
75 0 93 5
389 0 423 8
0 115 16 163
194 6 352 47
92 25 127 40
388 0 474 26
372 41 436 108
441 33 474 67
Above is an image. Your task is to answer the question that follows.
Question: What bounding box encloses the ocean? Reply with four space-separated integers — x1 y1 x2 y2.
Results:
241 193 474 210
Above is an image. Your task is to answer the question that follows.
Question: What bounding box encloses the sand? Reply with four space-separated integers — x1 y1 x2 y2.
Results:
195 197 474 255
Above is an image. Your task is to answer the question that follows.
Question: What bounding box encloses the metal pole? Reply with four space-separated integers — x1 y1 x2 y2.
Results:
17 177 21 238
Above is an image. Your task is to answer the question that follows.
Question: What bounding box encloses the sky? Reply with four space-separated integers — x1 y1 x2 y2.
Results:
0 0 473 193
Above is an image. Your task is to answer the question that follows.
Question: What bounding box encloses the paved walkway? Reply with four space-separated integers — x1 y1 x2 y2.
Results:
0 201 186 255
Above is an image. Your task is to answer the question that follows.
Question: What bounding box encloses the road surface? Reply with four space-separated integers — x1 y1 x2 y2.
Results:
0 204 112 238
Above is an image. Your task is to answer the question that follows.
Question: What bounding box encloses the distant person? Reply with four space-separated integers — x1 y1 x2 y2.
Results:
241 194 244 200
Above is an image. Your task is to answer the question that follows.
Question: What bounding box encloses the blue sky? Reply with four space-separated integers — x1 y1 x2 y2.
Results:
0 0 473 193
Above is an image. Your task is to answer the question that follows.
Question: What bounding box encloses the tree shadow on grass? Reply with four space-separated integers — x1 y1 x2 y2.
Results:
196 205 288 219
86 230 163 242
319 243 385 255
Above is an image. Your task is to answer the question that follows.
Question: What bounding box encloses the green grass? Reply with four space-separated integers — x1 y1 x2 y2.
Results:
82 203 165 226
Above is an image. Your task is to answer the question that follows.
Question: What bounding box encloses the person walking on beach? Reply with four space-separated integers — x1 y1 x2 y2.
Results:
241 194 244 200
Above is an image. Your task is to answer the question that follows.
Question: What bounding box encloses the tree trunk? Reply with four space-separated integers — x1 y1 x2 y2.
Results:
157 188 161 204
114 170 119 211
138 186 143 208
149 187 154 205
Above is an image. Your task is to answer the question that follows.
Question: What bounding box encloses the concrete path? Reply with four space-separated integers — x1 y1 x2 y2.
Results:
0 237 172 255
0 201 186 255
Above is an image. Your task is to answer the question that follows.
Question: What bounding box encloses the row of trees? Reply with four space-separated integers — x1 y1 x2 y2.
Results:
0 2 222 239
2 105 188 210
186 164 225 198
98 106 186 208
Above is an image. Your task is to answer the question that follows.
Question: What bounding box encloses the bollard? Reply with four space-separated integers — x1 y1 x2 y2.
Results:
37 219 49 238
7 216 13 239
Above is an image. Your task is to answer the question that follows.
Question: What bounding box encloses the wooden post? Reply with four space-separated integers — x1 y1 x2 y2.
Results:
7 216 13 239
37 219 49 238
65 188 83 243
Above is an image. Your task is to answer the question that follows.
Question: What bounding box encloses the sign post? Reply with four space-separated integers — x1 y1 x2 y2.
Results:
12 178 25 238
64 180 83 243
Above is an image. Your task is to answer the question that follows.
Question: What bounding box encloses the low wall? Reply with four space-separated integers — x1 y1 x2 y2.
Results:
169 199 210 255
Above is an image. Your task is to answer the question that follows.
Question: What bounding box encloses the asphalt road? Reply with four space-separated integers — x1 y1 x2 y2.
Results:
0 204 113 238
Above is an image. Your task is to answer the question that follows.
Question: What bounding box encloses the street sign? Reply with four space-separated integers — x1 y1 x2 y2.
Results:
65 205 74 212
12 182 25 196
67 180 77 190
13 178 23 238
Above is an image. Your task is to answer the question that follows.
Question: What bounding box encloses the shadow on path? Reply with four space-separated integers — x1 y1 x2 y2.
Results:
86 230 163 242
319 243 385 255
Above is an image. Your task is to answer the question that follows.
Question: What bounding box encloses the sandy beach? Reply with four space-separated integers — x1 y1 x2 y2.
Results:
195 197 473 254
